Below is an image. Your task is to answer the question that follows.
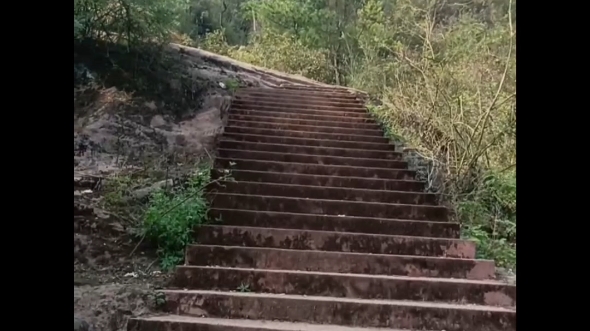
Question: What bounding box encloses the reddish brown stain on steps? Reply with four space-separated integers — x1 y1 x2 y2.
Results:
129 86 516 331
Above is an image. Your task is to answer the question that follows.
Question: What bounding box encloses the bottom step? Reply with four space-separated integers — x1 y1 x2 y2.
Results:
158 290 515 331
128 315 403 331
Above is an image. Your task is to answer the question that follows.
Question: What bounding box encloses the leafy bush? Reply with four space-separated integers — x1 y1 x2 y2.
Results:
139 166 212 271
74 0 188 45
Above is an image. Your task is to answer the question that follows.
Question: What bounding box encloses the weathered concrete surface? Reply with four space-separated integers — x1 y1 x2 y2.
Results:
219 139 400 159
196 225 473 257
216 170 424 191
129 316 399 331
208 208 459 238
215 158 415 179
160 290 516 331
184 245 495 280
173 266 516 306
223 131 394 150
224 125 386 143
227 119 383 137
228 113 380 130
209 181 436 205
210 193 449 221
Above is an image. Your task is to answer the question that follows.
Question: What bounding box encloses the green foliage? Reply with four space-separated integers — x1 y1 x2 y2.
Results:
200 29 232 55
139 166 212 271
179 0 251 44
224 78 240 93
74 0 189 45
459 170 516 270
231 31 334 82
354 0 516 270
237 283 251 292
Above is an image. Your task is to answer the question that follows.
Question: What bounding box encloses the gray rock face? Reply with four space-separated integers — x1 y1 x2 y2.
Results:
74 316 93 331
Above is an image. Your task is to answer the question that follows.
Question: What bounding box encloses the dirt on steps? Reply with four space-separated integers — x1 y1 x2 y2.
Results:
129 87 516 331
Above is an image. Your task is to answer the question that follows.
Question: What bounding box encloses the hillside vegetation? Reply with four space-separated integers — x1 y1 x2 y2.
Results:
75 0 516 271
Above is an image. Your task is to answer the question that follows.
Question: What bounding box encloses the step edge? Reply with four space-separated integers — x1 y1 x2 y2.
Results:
216 157 415 173
224 170 423 185
228 114 379 128
222 132 395 149
224 125 387 141
218 149 408 168
227 120 383 135
187 244 494 263
219 139 401 156
199 224 471 243
213 180 434 197
160 289 515 313
209 208 457 226
176 265 515 287
210 192 449 211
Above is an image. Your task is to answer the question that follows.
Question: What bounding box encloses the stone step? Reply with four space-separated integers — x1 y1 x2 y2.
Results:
242 87 360 99
215 170 425 191
210 181 436 205
196 225 474 258
224 126 388 144
217 158 415 180
278 86 362 97
230 104 372 119
208 209 460 238
218 140 402 160
209 193 449 221
231 108 375 124
227 119 383 137
228 113 380 130
185 245 495 279
159 290 514 330
232 99 366 113
222 132 396 151
235 93 364 108
174 266 516 307
218 149 407 169
129 315 404 331
279 84 354 91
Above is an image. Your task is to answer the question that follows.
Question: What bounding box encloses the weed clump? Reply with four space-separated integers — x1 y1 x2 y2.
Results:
139 165 217 270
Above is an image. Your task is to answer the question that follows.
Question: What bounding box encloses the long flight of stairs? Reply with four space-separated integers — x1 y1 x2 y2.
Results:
129 86 516 331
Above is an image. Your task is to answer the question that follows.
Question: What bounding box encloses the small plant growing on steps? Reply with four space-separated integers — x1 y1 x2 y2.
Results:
224 78 240 93
149 291 167 309
237 283 251 292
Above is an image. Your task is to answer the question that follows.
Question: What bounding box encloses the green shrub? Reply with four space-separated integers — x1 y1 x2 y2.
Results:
140 166 212 271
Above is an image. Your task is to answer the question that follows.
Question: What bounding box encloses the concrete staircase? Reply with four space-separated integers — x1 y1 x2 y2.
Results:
128 86 516 331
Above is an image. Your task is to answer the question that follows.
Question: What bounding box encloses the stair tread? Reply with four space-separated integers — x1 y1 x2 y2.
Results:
212 192 447 210
160 290 515 312
227 120 382 135
230 109 373 122
210 208 452 226
133 315 407 330
200 224 463 242
223 132 394 149
219 139 400 157
225 170 422 186
177 265 513 286
215 179 431 196
219 156 407 172
224 126 387 143
189 244 493 263
228 114 378 128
